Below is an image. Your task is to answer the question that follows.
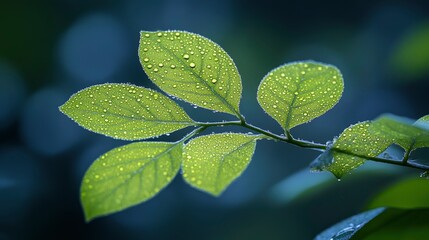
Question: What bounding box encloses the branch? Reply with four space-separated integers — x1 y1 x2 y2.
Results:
196 120 429 172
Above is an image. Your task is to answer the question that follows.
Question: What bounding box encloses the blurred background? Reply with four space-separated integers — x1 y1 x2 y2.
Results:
1 0 429 239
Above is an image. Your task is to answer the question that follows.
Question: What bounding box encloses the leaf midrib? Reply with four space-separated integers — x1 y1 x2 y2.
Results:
214 138 255 193
85 142 181 215
156 41 240 117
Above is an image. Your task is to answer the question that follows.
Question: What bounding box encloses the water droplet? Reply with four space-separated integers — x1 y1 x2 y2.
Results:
183 54 190 59
154 68 159 72
158 63 164 67
211 79 217 83
144 33 150 37
157 32 162 37
189 63 196 68
143 58 149 62
147 64 153 69
170 64 176 69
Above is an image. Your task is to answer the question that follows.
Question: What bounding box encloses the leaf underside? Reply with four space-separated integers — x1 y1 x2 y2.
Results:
182 133 258 196
81 141 182 221
257 61 344 131
60 83 194 140
138 30 242 116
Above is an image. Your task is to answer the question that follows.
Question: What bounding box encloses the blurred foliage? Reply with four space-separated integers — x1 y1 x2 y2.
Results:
367 177 429 209
390 23 429 79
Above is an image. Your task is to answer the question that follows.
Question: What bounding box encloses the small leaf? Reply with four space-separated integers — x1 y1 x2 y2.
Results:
139 31 242 116
182 133 258 196
371 114 429 150
81 141 182 221
367 178 429 210
315 207 385 240
257 61 344 131
60 83 194 140
327 122 391 178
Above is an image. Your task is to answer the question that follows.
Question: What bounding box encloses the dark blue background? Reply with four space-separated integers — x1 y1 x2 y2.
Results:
1 0 429 239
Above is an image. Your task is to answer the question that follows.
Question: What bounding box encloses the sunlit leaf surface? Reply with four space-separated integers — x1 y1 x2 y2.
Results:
60 83 194 140
139 31 242 116
81 141 182 221
182 133 258 196
257 61 343 130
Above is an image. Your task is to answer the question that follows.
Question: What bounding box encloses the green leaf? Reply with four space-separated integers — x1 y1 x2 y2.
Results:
371 114 429 150
138 31 242 116
257 61 344 131
315 207 385 240
182 133 258 196
81 141 182 221
60 83 194 140
367 178 429 210
327 122 391 178
351 208 429 240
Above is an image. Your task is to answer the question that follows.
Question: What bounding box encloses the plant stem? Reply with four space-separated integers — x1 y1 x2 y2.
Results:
177 126 208 143
195 120 429 172
331 147 429 171
402 140 415 164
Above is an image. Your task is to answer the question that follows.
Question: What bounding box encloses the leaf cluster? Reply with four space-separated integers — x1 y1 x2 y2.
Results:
60 30 429 222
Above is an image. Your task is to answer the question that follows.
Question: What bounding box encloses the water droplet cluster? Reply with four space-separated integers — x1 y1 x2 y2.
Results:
81 141 182 220
182 133 257 196
138 31 242 115
60 83 194 140
327 122 391 178
257 61 344 130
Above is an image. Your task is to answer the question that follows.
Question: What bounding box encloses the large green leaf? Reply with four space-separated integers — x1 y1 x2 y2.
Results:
60 83 194 140
257 61 343 131
182 133 258 196
367 178 429 210
371 114 429 150
327 122 391 178
81 141 182 221
138 31 242 116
